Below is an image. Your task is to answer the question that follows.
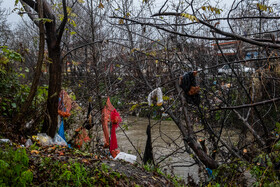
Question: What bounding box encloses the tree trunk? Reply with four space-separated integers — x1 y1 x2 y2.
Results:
20 0 67 138
42 46 62 138
13 0 45 127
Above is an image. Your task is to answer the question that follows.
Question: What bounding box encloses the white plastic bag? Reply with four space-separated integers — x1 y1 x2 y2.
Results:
147 88 163 106
0 139 11 145
36 133 67 146
25 139 33 147
114 152 137 164
53 134 67 146
37 133 53 146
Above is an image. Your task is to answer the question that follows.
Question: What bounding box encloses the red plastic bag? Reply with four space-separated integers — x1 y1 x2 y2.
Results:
110 109 122 151
102 98 115 148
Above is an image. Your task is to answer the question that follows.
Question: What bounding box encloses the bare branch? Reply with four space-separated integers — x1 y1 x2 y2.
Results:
211 97 280 111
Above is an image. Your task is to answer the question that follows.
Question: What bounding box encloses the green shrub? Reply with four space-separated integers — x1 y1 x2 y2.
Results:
0 145 33 186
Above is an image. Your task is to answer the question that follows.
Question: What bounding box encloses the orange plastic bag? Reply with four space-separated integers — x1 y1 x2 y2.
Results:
101 98 115 148
58 90 72 117
75 127 90 149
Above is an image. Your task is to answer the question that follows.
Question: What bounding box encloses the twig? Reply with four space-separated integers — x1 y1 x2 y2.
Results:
210 97 280 111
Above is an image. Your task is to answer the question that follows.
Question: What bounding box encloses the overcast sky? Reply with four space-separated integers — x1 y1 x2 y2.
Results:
1 0 232 24
2 0 22 25
2 0 278 26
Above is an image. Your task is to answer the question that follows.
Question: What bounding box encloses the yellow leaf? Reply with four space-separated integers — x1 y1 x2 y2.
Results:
70 31 76 35
191 16 195 22
202 6 206 11
72 61 79 66
70 20 77 27
58 14 64 21
126 12 130 17
130 104 138 111
150 51 156 56
155 60 158 63
119 19 124 24
66 7 72 14
98 2 104 9
78 0 85 3
162 96 170 100
180 13 186 17
88 96 93 102
70 13 77 17
181 13 198 22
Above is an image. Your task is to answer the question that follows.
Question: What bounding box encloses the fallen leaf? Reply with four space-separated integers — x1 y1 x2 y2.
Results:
59 151 64 156
31 150 40 154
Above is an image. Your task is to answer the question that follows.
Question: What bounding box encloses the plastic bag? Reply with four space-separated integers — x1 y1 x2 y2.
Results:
37 133 53 146
58 90 72 117
75 127 90 149
53 134 67 146
58 118 66 142
25 139 33 147
0 139 10 143
0 139 11 145
36 133 67 146
147 88 163 106
102 97 115 148
114 152 137 164
110 109 122 152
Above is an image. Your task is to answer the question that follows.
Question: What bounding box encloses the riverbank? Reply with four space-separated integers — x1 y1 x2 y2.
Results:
0 142 186 186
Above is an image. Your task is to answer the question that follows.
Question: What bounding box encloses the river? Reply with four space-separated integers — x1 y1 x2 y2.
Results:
115 116 200 183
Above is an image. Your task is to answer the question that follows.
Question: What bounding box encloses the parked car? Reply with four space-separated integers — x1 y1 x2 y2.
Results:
218 64 255 75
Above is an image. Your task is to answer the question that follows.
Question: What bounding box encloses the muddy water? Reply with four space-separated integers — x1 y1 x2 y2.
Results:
116 116 200 182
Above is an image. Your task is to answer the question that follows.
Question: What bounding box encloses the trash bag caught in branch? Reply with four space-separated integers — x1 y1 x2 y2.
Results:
58 90 72 118
147 87 163 106
110 109 122 158
102 97 115 148
179 71 200 105
74 127 90 149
